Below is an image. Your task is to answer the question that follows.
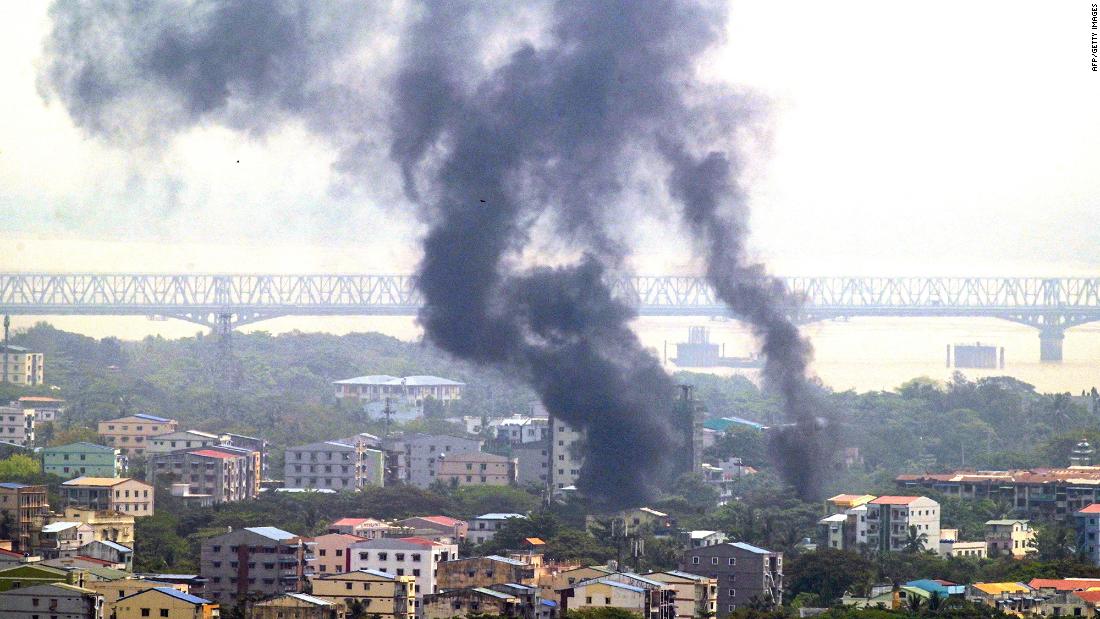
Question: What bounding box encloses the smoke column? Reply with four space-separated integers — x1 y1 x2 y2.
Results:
38 0 828 502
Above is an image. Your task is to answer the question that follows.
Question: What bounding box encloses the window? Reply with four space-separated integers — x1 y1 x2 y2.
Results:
729 589 736 597
141 610 150 617
711 557 719 565
729 558 736 565
412 553 421 561
160 610 169 618
692 556 700 565
360 552 368 560
320 549 327 556
586 597 592 604
379 552 388 560
396 553 405 560
346 582 354 590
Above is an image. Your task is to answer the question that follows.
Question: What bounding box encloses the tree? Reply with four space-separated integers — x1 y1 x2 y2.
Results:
566 608 643 619
903 525 928 553
785 549 874 604
0 454 41 478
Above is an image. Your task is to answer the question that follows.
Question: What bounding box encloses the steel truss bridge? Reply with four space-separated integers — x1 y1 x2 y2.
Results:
3 273 1100 361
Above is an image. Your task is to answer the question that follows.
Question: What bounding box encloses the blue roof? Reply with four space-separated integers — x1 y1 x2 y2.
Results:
134 413 171 422
151 587 212 605
245 526 298 541
541 599 558 607
0 482 30 489
730 542 772 554
599 580 646 593
906 579 964 595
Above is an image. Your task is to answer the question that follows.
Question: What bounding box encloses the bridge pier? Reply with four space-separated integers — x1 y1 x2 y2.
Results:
1039 326 1065 362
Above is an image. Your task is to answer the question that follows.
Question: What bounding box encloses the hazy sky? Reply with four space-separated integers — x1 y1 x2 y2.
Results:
1 1 1098 276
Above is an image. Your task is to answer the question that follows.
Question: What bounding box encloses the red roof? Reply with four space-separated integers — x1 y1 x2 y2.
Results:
1074 590 1100 604
0 548 25 558
333 518 371 527
1078 504 1100 514
417 515 463 527
190 449 237 460
74 555 114 566
18 396 64 403
399 536 442 547
869 496 924 505
1029 578 1100 591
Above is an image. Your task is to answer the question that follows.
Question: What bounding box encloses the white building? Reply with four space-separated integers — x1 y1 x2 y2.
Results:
383 434 482 488
146 430 222 454
334 375 465 405
490 416 549 445
549 415 584 492
867 496 940 552
468 513 527 545
0 405 35 446
348 536 458 607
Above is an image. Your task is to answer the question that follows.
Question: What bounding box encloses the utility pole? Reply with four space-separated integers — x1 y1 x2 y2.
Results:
383 397 394 439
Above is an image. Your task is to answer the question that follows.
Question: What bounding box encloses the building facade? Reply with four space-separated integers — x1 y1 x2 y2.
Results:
199 526 312 606
867 496 940 553
467 514 527 545
0 482 49 551
436 452 518 488
250 593 343 619
0 582 102 619
43 442 123 479
0 405 35 446
985 519 1036 558
435 555 536 591
514 440 550 488
108 586 218 619
394 516 467 543
312 533 363 576
347 537 458 604
897 467 1100 521
643 571 718 619
384 434 483 488
284 440 383 491
146 447 258 503
0 345 44 386
97 414 178 456
146 430 222 454
62 507 135 544
61 477 155 517
548 416 584 492
679 542 783 612
311 569 415 619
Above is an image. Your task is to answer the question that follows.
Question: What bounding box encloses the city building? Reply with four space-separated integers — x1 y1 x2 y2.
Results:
436 555 535 591
467 514 527 545
79 540 133 571
394 516 467 543
97 414 178 456
36 521 93 559
423 587 520 619
559 573 675 619
1076 504 1100 565
146 430 222 454
108 586 218 619
937 529 987 559
284 439 383 491
146 447 258 503
223 433 269 479
985 519 1036 558
818 494 876 551
436 452 518 488
548 415 583 492
587 507 673 536
332 375 399 402
199 526 313 606
0 582 102 619
384 434 483 488
0 344 44 386
312 533 363 576
490 415 549 445
0 547 40 568
62 507 135 544
347 537 459 604
42 442 123 479
328 518 395 540
0 564 74 591
643 571 718 619
311 568 415 619
514 440 550 488
866 496 940 553
897 467 1100 521
684 531 727 549
0 482 48 551
334 375 465 405
250 592 343 619
61 477 155 517
0 405 35 446
17 396 65 423
679 542 783 612
84 577 188 604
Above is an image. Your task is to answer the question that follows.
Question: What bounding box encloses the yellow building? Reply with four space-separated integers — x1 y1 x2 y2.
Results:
562 579 654 616
643 571 717 619
586 507 672 536
826 494 877 512
97 414 179 456
109 585 218 619
61 477 155 517
250 592 344 619
985 520 1037 558
0 345 44 386
435 452 517 487
62 507 136 544
311 568 415 619
546 565 616 593
87 578 188 604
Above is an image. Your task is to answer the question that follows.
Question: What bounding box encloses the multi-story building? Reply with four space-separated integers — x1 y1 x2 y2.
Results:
146 447 258 503
328 517 396 539
0 582 102 619
199 526 313 606
467 514 526 545
395 516 467 543
312 569 415 619
284 440 383 491
17 396 65 423
643 571 717 619
559 573 676 619
436 452 517 487
84 577 188 605
384 434 483 488
333 375 400 402
347 537 458 605
897 467 1100 521
423 587 520 619
61 477 155 517
80 539 134 570
818 494 876 551
490 416 549 445
679 542 783 612
36 521 93 559
0 405 35 446
249 593 343 619
146 430 222 454
514 440 551 488
985 519 1036 558
0 345 44 386
108 586 218 619
312 533 363 576
866 496 940 553
223 433 269 478
1076 504 1100 565
0 482 48 551
97 414 178 456
62 507 135 544
548 415 584 492
334 375 465 405
43 442 123 479
436 555 535 591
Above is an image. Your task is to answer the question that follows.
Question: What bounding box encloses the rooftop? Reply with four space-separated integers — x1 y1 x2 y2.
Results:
92 540 133 553
62 477 137 487
985 519 1030 525
1029 578 1100 591
189 449 239 460
730 541 774 554
333 374 400 385
133 413 172 423
898 467 1100 486
387 375 465 386
0 482 32 489
869 495 926 505
45 442 115 453
1079 504 1100 514
972 582 1032 595
42 522 82 534
148 587 212 606
476 513 526 521
244 526 299 541
471 587 518 600
408 515 464 527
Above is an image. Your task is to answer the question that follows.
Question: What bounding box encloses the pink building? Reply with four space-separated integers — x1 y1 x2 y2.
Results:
328 517 397 540
311 532 364 576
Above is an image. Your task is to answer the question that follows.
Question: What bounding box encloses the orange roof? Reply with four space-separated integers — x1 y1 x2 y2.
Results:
18 396 64 403
190 449 237 460
399 536 443 547
333 518 372 526
417 515 463 527
525 537 546 546
869 496 924 505
1029 578 1100 591
1075 590 1100 604
1079 504 1100 514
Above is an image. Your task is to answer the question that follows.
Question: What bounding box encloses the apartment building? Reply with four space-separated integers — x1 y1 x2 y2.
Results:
62 507 135 544
0 482 49 551
80 539 133 570
560 573 676 619
284 439 383 491
312 569 415 619
146 430 221 454
0 344 44 386
97 414 178 456
866 496 940 553
347 537 459 604
0 582 102 619
250 593 342 619
436 555 535 591
679 542 783 612
0 405 35 446
423 587 520 619
223 433 269 478
18 396 65 423
146 447 258 503
985 519 1036 557
36 521 94 559
312 533 363 576
818 494 876 551
514 440 550 487
61 477 155 517
328 517 396 540
200 526 313 606
548 415 584 492
490 416 549 445
643 571 718 619
43 442 123 478
334 375 465 405
898 467 1100 521
436 452 517 487
395 516 467 543
108 586 218 619
384 434 483 488
467 513 526 545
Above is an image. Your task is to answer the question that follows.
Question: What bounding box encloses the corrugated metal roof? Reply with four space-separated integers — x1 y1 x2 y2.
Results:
134 413 172 422
484 555 526 566
283 593 337 606
730 542 773 554
471 587 518 600
42 522 82 533
92 540 132 553
476 513 526 521
244 526 298 541
149 587 212 605
333 375 400 385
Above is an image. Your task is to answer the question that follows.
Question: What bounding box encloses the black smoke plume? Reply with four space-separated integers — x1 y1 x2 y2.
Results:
39 0 829 503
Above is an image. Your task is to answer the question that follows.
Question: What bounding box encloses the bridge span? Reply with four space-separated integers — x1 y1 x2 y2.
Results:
3 273 1100 361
